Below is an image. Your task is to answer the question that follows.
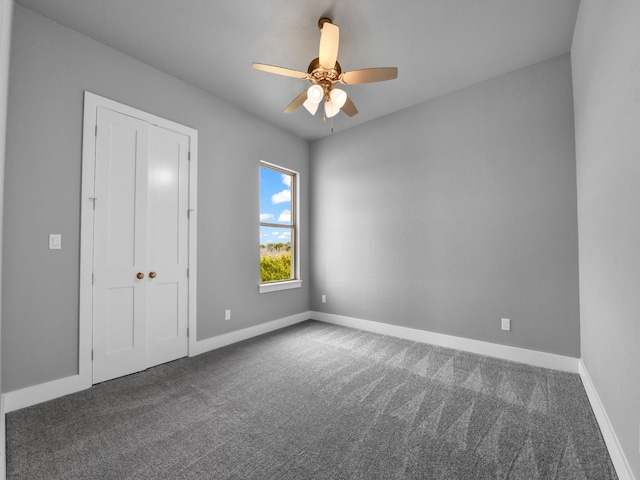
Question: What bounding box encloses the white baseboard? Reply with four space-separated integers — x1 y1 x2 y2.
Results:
3 373 90 414
312 312 579 373
190 311 311 356
1 312 580 414
3 311 633 480
3 311 312 413
579 360 636 480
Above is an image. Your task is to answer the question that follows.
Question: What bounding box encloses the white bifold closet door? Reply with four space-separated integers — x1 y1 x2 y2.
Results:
92 107 189 384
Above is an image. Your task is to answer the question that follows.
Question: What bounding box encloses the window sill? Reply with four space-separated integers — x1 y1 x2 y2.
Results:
259 280 303 294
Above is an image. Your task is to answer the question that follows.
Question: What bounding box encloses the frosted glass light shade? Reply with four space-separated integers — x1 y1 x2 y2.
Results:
306 85 323 104
303 98 320 115
324 100 339 118
330 88 347 109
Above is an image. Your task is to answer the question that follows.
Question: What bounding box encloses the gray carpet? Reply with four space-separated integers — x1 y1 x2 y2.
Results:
6 320 617 479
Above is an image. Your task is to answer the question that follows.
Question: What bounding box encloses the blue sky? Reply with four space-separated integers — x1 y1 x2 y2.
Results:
260 166 292 246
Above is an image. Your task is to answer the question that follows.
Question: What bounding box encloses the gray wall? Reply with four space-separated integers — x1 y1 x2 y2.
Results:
311 54 580 357
572 0 640 475
1 5 15 471
2 5 310 392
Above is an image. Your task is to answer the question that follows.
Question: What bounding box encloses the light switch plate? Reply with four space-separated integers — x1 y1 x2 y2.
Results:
49 234 62 250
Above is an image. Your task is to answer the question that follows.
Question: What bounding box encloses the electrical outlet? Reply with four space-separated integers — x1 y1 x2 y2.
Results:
49 234 62 250
225 309 231 321
501 318 511 331
321 294 326 304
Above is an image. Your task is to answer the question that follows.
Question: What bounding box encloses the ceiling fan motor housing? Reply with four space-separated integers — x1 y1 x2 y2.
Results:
307 57 342 98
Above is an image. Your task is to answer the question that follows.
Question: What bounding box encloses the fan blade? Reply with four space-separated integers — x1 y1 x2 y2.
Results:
284 90 308 113
319 22 339 70
252 63 308 79
341 96 358 117
339 67 398 85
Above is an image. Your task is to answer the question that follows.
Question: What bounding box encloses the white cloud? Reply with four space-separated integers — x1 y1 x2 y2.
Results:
278 235 288 239
278 209 291 222
271 189 291 204
282 174 291 188
260 213 274 221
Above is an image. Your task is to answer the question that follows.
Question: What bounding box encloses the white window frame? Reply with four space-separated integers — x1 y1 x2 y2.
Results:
259 161 302 294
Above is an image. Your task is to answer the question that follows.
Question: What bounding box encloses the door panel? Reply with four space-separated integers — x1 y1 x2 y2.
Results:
152 137 181 264
146 125 189 367
156 282 179 340
93 108 149 384
105 123 138 266
106 286 135 353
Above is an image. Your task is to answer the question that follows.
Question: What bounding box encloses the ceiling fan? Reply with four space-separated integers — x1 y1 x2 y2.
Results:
252 17 398 121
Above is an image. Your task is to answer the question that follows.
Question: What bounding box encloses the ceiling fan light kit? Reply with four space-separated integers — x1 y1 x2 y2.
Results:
252 17 398 129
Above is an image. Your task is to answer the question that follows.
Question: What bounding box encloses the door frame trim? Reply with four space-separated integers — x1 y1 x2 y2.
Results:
80 91 198 386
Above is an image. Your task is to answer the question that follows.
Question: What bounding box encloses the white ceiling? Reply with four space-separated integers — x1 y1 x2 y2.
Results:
16 0 580 140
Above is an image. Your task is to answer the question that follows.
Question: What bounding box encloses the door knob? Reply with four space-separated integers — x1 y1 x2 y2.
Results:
136 272 144 279
149 271 157 279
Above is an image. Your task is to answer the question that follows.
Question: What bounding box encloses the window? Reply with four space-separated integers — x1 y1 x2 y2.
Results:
259 162 301 293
